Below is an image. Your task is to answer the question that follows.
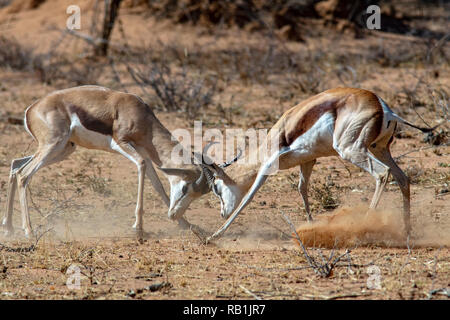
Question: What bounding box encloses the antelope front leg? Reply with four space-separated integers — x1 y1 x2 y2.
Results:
298 160 316 221
133 159 146 232
110 140 148 234
2 156 34 236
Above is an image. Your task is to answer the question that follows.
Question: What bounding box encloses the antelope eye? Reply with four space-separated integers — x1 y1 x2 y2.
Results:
181 185 188 194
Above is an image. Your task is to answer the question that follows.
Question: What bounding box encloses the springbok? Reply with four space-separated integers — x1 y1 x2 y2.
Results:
202 87 435 242
1 85 237 237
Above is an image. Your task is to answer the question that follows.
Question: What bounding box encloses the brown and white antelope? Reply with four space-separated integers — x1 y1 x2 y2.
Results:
202 87 435 242
1 85 236 237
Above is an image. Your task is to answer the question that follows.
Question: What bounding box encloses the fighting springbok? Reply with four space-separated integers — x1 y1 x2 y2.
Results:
201 87 435 242
1 85 237 237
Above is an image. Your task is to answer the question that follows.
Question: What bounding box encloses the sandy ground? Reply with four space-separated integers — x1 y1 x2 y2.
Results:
0 0 448 300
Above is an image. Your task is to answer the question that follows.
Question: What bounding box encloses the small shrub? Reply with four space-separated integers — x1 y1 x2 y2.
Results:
0 36 42 71
311 180 339 210
127 60 217 118
0 35 104 86
0 0 11 8
85 176 112 196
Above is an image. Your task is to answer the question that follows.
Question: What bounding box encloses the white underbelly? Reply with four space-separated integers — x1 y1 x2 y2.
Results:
69 114 112 151
290 112 335 157
277 113 336 169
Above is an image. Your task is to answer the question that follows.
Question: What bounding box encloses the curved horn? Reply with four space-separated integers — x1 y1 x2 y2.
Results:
192 141 220 166
219 148 243 168
190 141 219 191
191 141 218 164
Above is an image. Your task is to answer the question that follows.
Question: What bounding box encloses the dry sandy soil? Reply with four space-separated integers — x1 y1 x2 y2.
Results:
0 0 448 300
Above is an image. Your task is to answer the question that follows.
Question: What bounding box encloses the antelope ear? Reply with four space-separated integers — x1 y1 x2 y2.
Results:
158 168 198 180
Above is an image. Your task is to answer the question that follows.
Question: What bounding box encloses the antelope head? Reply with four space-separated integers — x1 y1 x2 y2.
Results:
159 142 242 220
198 143 243 219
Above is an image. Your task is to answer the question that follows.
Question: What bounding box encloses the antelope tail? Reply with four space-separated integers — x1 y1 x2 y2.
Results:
390 113 440 133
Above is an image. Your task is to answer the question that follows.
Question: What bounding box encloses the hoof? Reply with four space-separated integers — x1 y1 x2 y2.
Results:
132 225 144 238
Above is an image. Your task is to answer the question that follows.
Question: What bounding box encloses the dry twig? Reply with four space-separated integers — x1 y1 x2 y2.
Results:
0 227 51 252
281 212 350 278
239 285 262 300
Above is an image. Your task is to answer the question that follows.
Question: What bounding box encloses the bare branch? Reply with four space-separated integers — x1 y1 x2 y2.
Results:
281 212 350 278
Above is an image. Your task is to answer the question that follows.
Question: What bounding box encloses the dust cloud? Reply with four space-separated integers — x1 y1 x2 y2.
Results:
294 206 450 248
